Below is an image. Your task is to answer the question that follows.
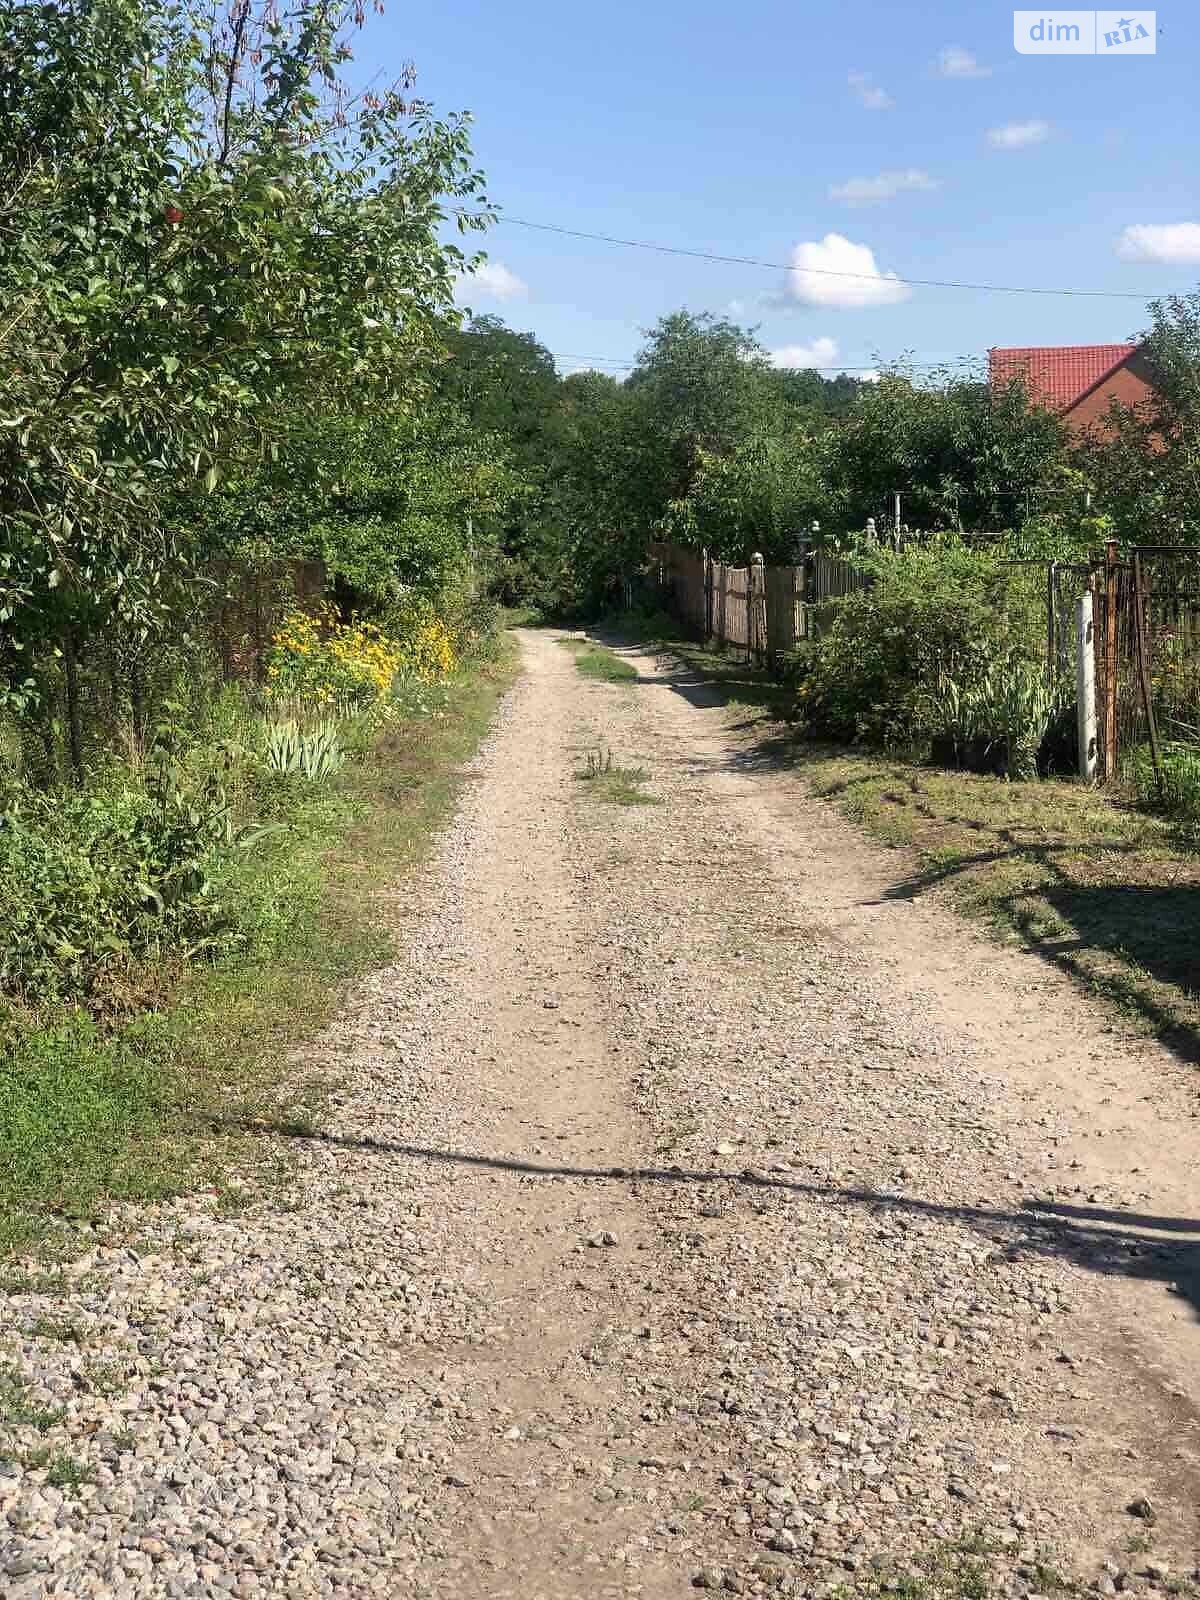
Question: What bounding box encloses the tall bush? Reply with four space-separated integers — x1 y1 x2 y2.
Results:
800 545 1045 750
0 0 490 772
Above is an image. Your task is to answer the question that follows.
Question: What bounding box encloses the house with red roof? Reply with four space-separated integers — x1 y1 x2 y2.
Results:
988 343 1157 439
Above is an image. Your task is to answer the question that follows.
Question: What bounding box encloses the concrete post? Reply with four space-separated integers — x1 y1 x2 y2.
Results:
1077 587 1098 783
750 552 765 664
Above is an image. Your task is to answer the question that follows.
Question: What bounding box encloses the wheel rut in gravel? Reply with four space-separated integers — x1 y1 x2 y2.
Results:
4 625 1200 1600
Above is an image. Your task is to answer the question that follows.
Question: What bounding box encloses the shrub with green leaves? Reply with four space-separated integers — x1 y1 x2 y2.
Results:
928 656 1069 778
798 545 1045 750
1132 738 1200 830
0 757 247 1006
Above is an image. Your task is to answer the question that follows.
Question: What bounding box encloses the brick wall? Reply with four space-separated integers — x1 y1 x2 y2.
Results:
1065 349 1157 439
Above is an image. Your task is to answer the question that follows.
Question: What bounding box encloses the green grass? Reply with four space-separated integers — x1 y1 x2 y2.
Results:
22 1446 96 1491
572 643 638 683
0 640 519 1261
0 1365 64 1433
29 1314 88 1345
577 766 658 806
500 604 542 628
77 1360 129 1398
800 749 1200 1052
574 745 659 806
0 1268 69 1297
829 1535 1081 1600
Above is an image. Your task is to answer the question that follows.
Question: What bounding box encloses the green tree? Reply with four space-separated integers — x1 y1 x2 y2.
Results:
623 311 779 531
1081 290 1200 544
196 401 520 612
433 317 564 604
308 405 520 610
665 430 827 564
828 369 1065 535
769 366 864 422
553 370 646 611
0 0 489 769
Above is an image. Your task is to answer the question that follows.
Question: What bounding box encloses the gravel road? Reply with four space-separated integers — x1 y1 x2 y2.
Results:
3 628 1200 1599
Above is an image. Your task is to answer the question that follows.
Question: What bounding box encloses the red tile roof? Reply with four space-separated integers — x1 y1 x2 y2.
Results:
988 344 1136 412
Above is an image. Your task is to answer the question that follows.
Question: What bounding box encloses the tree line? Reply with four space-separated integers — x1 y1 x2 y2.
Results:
4 0 1198 782
447 295 1200 618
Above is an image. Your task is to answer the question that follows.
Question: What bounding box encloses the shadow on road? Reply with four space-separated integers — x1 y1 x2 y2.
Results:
242 1120 1200 1322
592 633 789 720
879 834 1200 1067
599 632 1200 1073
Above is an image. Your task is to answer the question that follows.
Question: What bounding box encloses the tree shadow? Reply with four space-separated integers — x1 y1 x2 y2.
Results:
879 825 1200 1064
1039 882 1199 997
595 631 792 717
235 1120 1200 1322
593 630 1200 1064
651 662 788 715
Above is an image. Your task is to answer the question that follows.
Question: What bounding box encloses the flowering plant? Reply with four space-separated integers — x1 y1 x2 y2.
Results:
266 600 458 712
396 612 457 681
266 606 403 709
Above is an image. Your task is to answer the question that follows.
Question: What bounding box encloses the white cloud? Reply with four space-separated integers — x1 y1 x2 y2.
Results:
1115 222 1200 264
848 71 893 110
830 168 938 206
987 119 1051 150
784 234 910 309
456 259 528 302
935 45 990 78
771 337 840 370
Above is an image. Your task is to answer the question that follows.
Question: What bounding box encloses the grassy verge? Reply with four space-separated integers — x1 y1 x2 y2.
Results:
625 616 1200 1060
570 641 638 683
0 640 518 1261
802 750 1200 1054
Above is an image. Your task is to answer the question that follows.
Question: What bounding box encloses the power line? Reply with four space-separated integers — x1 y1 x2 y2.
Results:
553 352 960 372
497 216 1157 302
549 351 975 372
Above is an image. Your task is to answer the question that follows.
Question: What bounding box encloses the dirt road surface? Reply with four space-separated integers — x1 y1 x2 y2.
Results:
4 628 1200 1599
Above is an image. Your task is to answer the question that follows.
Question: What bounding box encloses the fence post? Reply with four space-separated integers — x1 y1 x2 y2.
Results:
1046 561 1057 693
1076 585 1097 783
1102 539 1120 781
795 539 809 644
750 552 764 666
1131 549 1165 799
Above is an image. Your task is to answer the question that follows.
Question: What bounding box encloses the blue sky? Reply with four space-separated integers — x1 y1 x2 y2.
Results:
375 1 1195 377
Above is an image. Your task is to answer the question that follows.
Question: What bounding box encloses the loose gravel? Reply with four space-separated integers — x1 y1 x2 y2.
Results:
2 629 1199 1599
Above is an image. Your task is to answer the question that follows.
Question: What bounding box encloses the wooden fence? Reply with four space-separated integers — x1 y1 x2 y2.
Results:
650 537 1200 784
647 541 869 662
